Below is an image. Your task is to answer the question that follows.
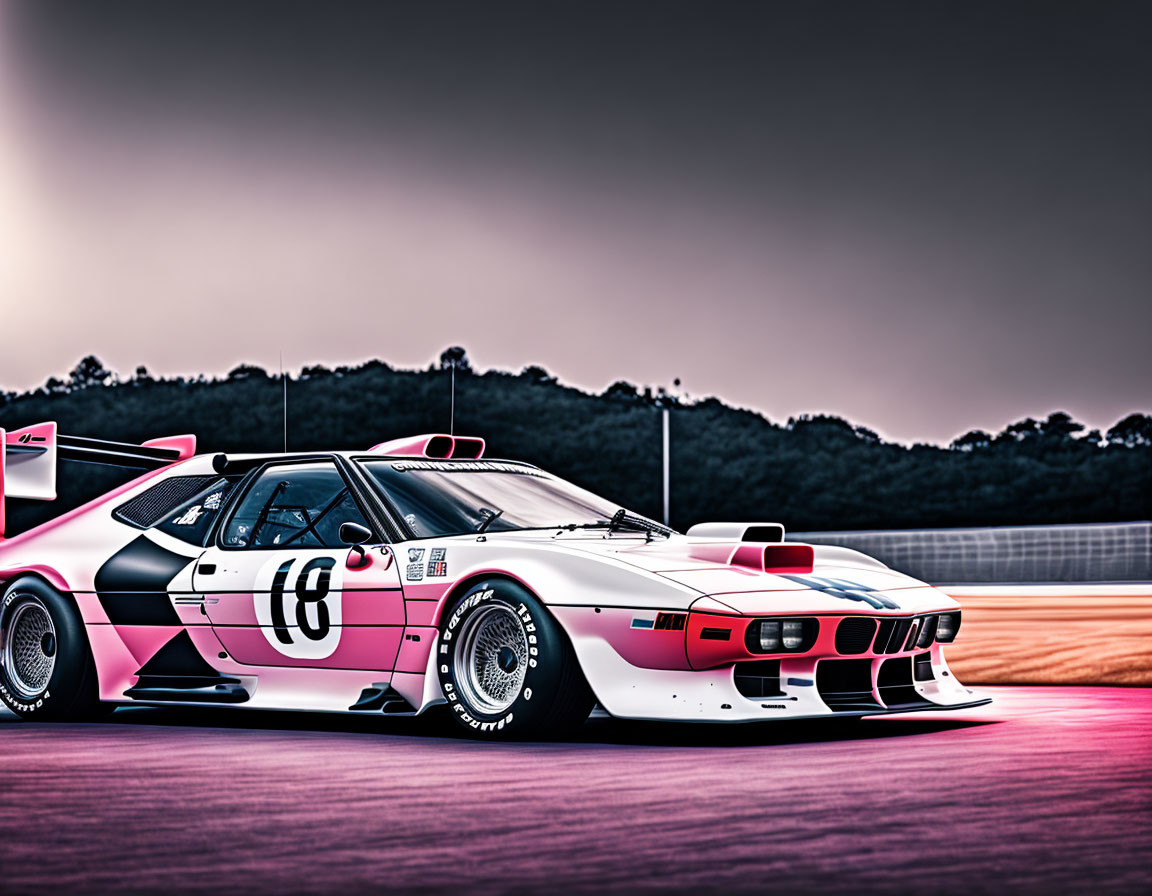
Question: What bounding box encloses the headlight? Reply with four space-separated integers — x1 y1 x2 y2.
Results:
745 617 817 653
782 619 807 649
757 620 782 652
935 612 961 643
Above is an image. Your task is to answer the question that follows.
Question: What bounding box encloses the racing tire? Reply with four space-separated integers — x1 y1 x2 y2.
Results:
0 577 103 721
437 579 594 739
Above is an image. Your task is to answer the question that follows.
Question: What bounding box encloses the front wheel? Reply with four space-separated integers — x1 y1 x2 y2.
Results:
0 577 102 720
437 579 594 738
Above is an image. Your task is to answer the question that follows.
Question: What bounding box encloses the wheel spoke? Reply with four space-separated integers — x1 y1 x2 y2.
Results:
453 602 529 715
2 597 56 700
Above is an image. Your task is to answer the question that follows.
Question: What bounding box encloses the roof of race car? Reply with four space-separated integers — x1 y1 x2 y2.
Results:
0 425 510 538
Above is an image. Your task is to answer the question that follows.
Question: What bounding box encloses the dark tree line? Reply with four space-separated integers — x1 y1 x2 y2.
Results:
2 352 1149 536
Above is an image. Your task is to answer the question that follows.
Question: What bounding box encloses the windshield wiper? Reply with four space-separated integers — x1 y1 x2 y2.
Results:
476 506 505 534
558 509 672 538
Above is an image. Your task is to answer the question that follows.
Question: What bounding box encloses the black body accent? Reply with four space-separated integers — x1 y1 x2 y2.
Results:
124 630 250 704
93 536 194 625
349 684 417 714
124 679 249 704
134 630 219 677
701 627 731 640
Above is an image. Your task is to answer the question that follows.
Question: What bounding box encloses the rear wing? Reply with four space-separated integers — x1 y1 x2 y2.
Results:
0 422 196 537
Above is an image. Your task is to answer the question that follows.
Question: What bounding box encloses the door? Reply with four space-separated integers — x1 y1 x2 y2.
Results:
193 460 405 670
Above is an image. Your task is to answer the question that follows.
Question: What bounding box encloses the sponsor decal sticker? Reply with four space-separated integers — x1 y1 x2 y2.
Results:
630 616 656 629
406 562 425 581
408 548 425 563
171 505 204 526
426 547 448 577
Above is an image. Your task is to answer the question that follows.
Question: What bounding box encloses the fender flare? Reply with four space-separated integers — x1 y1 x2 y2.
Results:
0 564 73 595
430 568 542 629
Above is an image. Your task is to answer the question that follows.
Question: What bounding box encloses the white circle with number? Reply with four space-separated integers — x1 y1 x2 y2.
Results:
253 554 344 659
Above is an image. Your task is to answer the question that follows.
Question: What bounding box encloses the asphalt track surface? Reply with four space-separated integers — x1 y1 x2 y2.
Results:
1 687 1149 895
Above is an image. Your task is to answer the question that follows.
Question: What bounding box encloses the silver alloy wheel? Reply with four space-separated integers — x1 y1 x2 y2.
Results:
453 603 530 715
2 595 57 700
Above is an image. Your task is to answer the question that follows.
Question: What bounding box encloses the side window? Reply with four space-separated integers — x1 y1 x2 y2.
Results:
115 475 222 529
155 477 240 546
221 462 371 549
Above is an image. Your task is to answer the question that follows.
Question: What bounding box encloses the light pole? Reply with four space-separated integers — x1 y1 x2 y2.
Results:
662 378 681 527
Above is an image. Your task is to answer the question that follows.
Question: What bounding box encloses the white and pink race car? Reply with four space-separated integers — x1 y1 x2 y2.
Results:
0 423 988 736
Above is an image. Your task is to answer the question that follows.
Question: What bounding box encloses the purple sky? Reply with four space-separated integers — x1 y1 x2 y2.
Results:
1 2 1148 445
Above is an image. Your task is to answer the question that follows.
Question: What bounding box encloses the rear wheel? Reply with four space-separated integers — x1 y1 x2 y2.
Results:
437 579 594 738
0 578 102 720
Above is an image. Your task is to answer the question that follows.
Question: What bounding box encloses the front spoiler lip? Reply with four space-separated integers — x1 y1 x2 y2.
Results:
597 696 994 725
857 695 993 716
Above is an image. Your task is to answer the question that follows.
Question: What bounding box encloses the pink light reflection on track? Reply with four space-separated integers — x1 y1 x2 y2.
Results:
0 686 1150 894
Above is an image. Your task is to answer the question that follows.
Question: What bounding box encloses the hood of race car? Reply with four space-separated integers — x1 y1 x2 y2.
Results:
479 530 958 614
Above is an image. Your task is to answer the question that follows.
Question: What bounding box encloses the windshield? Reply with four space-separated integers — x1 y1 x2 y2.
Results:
359 459 622 538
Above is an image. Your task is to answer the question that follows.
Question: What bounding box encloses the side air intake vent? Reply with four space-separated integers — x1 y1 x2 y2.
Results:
734 660 782 699
816 659 882 711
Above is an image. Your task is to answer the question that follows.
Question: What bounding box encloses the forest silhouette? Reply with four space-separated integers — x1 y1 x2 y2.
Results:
2 350 1149 536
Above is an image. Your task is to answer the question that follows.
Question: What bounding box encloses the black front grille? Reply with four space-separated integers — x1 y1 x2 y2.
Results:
816 659 882 711
734 660 782 699
837 615 950 655
835 617 877 654
879 618 912 654
914 652 934 681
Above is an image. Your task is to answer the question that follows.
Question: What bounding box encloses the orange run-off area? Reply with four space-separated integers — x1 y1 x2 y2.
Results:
940 584 1152 686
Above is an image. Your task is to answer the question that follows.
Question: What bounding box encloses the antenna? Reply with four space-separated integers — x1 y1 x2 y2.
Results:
662 377 682 527
281 350 287 453
449 359 456 436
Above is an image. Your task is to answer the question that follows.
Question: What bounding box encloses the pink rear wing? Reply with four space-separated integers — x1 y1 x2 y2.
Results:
0 422 196 537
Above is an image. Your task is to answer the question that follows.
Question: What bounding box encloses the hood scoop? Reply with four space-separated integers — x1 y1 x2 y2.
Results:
685 521 785 543
686 541 815 575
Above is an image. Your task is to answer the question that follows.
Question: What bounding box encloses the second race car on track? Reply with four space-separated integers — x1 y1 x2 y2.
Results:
0 424 989 736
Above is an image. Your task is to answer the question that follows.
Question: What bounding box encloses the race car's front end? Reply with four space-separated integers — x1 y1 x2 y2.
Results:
550 537 989 723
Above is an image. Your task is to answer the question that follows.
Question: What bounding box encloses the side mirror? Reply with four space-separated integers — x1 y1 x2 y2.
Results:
340 522 374 569
340 522 373 545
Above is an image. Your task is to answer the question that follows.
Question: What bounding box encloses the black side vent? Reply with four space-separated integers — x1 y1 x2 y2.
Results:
114 475 220 528
914 652 934 681
654 612 687 631
816 659 882 711
878 657 935 709
835 617 878 655
734 660 782 699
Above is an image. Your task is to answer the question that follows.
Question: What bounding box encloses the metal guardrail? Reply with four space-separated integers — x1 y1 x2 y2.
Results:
794 521 1152 584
